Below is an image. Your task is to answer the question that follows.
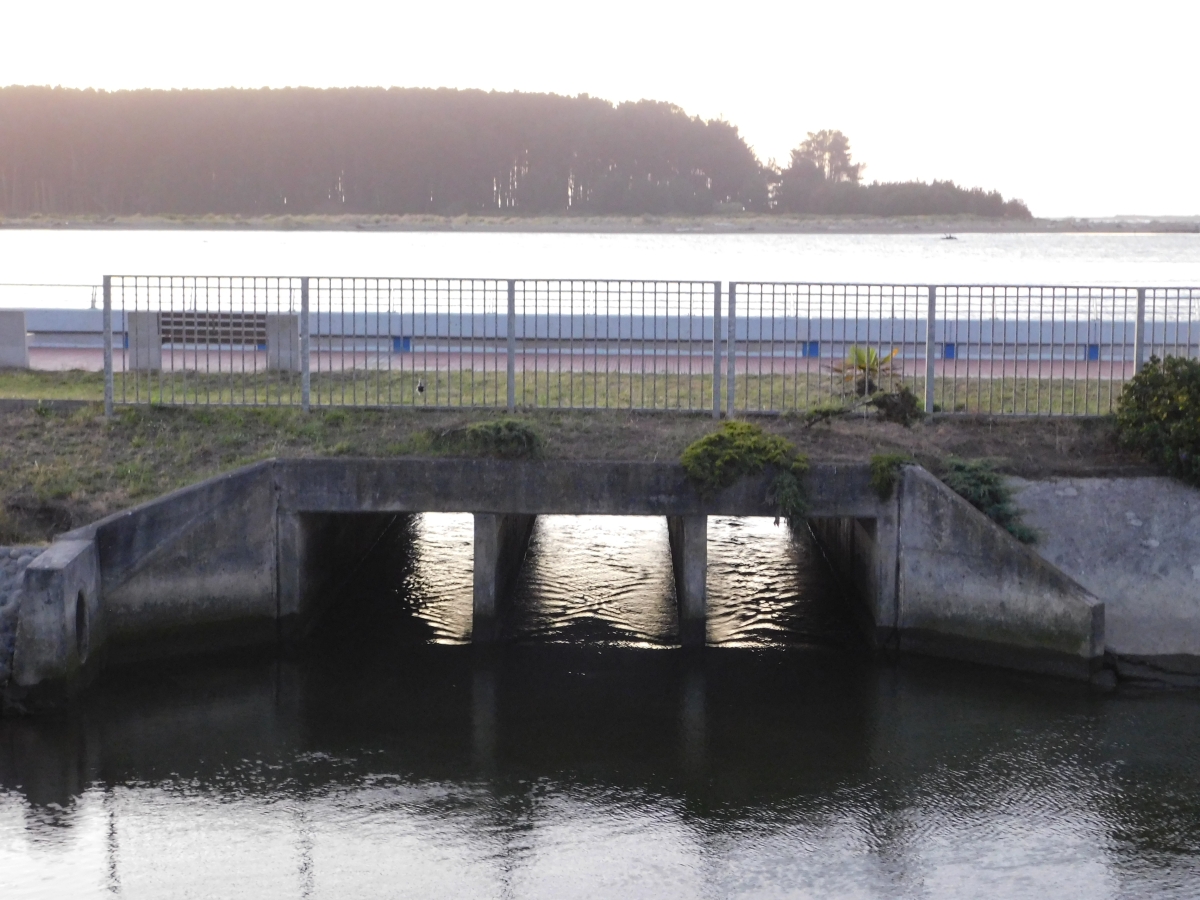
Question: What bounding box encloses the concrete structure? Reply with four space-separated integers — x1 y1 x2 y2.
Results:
473 514 536 642
0 311 29 368
667 516 708 647
0 458 1112 707
12 541 100 699
811 466 1103 680
265 314 301 371
1012 476 1200 683
126 311 162 371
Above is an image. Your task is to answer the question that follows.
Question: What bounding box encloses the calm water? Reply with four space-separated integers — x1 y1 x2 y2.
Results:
0 230 1198 308
3 515 1200 898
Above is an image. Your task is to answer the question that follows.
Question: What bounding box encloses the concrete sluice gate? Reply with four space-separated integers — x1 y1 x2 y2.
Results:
2 458 1112 707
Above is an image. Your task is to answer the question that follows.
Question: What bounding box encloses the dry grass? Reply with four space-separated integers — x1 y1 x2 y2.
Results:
0 396 1145 545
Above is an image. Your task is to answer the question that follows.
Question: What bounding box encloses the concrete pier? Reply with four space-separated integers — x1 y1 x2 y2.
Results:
667 515 708 647
472 514 536 643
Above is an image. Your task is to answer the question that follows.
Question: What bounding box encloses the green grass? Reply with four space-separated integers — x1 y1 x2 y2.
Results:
1 367 1133 416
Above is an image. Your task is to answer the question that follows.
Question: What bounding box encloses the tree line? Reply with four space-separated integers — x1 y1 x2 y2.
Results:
0 86 1031 218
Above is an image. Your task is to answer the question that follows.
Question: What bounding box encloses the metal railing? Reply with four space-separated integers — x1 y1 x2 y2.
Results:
98 276 1199 417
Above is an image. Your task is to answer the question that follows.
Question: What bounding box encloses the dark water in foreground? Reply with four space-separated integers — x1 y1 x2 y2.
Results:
2 516 1200 898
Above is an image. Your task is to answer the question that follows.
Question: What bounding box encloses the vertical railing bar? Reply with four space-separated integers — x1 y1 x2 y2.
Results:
712 281 722 418
506 279 516 413
1134 286 1146 377
301 277 311 412
102 276 113 417
726 282 737 416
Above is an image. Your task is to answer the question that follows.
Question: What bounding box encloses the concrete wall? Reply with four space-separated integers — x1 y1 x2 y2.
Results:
126 311 162 371
0 311 29 368
811 466 1104 680
809 499 901 647
894 466 1103 679
59 463 279 662
266 314 301 372
11 541 100 701
1012 476 1200 681
277 458 884 519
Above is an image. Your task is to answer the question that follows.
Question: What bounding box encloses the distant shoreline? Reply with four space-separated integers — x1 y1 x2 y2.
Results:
1 213 1198 234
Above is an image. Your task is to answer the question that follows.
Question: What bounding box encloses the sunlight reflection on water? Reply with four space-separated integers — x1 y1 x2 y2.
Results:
402 513 856 649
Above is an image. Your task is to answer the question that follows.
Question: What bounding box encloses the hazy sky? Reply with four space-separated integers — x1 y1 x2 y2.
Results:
3 0 1196 218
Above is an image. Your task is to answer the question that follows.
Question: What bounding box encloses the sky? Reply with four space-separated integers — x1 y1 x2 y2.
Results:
2 0 1197 218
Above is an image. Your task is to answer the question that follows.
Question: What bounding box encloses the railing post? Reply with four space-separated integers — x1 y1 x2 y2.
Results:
102 275 113 419
725 282 737 417
712 281 722 419
924 285 937 414
506 279 517 413
1133 286 1147 372
300 277 311 412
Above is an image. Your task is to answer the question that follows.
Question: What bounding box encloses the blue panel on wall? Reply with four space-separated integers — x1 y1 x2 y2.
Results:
392 336 412 353
943 343 956 360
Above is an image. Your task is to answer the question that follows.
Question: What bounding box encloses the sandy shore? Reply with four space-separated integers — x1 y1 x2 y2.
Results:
2 213 1198 234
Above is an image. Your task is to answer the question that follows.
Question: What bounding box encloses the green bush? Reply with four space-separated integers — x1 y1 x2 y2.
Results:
680 420 809 520
869 453 913 500
940 458 1037 544
869 386 924 426
432 418 543 459
1115 355 1200 486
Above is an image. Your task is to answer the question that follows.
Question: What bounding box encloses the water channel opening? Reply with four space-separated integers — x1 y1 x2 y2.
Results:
311 513 862 652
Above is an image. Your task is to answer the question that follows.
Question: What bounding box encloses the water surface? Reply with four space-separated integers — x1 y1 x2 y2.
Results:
2 515 1199 898
1 230 1197 309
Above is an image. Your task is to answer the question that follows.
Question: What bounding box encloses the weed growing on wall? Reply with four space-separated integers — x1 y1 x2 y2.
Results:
869 454 913 500
940 458 1037 544
1115 356 1200 486
680 421 810 521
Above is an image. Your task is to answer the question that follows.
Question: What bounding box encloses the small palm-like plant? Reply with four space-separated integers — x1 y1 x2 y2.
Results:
830 345 898 396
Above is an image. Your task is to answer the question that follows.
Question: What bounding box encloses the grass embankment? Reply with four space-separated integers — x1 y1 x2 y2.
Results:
0 398 1144 545
0 369 1138 416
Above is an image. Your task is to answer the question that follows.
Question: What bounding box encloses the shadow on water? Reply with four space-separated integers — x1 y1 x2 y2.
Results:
3 515 1200 896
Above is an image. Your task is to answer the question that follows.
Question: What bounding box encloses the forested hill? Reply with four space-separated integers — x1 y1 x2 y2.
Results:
0 86 1030 218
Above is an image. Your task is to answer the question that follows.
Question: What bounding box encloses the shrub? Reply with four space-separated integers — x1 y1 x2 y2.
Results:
680 421 809 520
432 418 543 459
1115 355 1200 486
940 458 1037 544
869 454 913 500
870 386 924 426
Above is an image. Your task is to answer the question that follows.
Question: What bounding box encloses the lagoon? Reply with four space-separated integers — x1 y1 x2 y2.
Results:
1 230 1198 310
